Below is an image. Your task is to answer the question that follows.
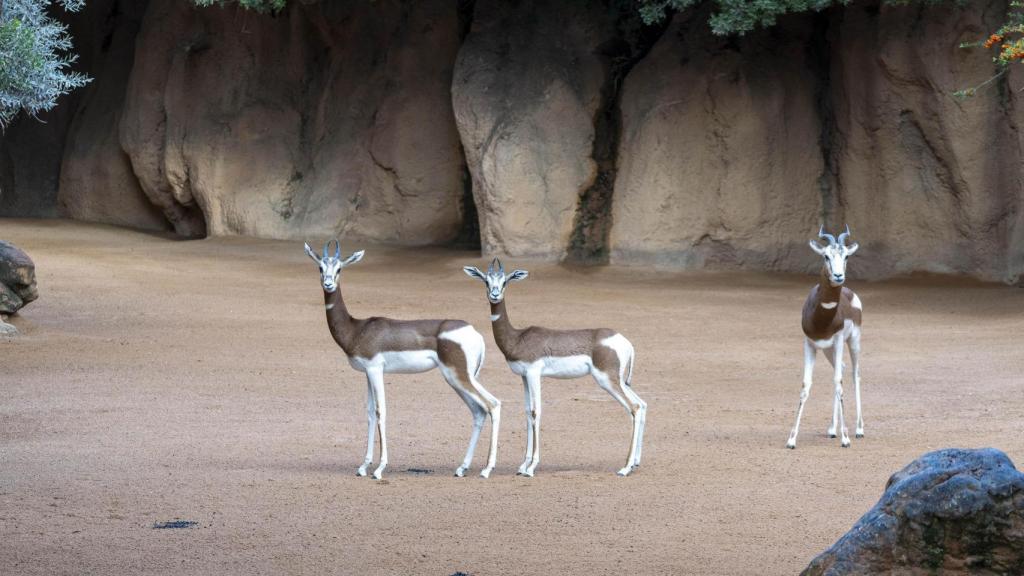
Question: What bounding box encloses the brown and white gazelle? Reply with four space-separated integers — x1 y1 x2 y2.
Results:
305 240 501 479
464 259 647 477
786 226 863 449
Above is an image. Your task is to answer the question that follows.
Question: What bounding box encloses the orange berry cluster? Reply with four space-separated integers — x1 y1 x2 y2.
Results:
1000 40 1024 61
984 34 1003 49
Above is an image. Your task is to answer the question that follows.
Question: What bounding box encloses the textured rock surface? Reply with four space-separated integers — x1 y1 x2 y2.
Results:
610 12 822 271
57 0 170 232
803 448 1024 575
827 1 1024 283
1 0 1022 281
118 0 467 242
452 0 614 258
0 241 38 315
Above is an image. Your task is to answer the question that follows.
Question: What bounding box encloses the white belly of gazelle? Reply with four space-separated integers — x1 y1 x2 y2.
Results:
349 350 439 374
508 355 593 378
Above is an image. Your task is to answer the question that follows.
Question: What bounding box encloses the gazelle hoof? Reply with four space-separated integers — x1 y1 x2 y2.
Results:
841 440 851 448
479 468 492 479
519 470 535 478
855 429 864 438
454 467 467 477
372 468 385 480
356 467 368 477
617 466 634 477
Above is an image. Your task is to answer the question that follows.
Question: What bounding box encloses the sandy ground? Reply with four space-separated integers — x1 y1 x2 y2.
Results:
0 219 1022 575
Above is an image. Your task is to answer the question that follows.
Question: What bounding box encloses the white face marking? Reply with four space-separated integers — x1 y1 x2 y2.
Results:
820 301 838 309
490 314 501 322
851 293 862 310
463 263 528 303
820 244 850 286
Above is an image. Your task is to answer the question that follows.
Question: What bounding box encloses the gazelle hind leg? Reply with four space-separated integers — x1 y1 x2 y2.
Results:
466 376 500 479
832 335 851 447
621 384 646 467
823 351 839 438
366 367 388 479
850 328 863 437
441 366 488 478
358 378 377 477
593 369 639 476
787 339 816 449
519 376 534 475
523 373 542 477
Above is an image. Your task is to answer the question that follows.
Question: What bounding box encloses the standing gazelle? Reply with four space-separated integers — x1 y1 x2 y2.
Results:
786 226 863 449
463 259 647 477
305 240 501 479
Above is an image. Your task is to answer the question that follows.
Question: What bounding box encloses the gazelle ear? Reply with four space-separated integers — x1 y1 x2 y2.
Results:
846 242 859 256
463 266 487 281
343 250 365 266
303 242 320 263
808 240 826 255
507 269 529 282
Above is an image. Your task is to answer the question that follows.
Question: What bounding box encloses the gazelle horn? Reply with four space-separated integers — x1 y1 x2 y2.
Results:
333 238 341 259
837 225 851 246
818 225 837 245
488 257 501 276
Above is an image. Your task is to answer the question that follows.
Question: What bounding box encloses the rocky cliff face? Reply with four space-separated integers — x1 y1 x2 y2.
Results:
1 0 1021 282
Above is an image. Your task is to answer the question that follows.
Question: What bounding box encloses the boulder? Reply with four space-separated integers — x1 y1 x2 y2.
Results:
117 0 467 243
803 448 1024 575
0 241 38 315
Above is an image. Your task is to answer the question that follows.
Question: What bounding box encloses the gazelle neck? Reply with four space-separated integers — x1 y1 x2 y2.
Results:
489 299 519 355
817 266 843 306
325 287 357 353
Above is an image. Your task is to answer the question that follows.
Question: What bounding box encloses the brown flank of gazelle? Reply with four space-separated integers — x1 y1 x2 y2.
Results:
464 258 647 477
306 240 501 480
787 226 864 449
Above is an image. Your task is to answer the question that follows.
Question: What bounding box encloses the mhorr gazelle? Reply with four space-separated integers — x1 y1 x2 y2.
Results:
463 258 647 477
786 226 864 449
304 240 501 479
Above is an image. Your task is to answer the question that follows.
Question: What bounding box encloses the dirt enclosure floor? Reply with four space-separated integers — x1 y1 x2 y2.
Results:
1 219 1022 575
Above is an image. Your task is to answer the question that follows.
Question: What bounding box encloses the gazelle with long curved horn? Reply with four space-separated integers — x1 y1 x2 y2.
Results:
463 258 647 477
305 240 501 479
786 226 864 449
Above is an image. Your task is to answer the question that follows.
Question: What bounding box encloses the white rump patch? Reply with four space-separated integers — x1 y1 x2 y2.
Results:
851 293 862 310
600 333 634 377
439 325 486 378
820 301 838 310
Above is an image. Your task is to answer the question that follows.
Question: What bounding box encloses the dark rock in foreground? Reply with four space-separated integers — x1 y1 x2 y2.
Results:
0 240 37 315
803 448 1024 575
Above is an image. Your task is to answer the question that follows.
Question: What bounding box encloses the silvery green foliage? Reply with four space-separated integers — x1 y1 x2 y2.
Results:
639 0 849 32
0 0 91 129
192 0 285 13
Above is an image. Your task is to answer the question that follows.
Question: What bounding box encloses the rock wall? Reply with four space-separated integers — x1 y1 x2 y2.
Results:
117 0 468 242
609 12 822 271
1 0 1021 282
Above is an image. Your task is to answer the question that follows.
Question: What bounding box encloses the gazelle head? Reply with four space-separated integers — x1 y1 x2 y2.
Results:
304 239 365 293
463 257 529 303
809 225 859 287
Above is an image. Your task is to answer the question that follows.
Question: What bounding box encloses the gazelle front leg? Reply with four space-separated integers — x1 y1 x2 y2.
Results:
357 378 378 477
850 330 863 437
523 373 543 477
787 339 816 448
832 335 851 447
367 367 389 479
518 375 534 475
